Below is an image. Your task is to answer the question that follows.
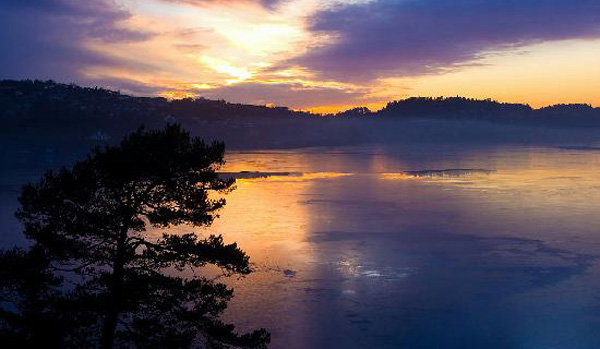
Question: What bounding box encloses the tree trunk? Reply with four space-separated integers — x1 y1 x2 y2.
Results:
100 229 127 349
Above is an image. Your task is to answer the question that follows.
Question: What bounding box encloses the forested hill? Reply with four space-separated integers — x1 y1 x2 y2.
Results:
2 79 600 159
2 80 599 129
377 97 600 126
0 80 311 132
0 80 355 159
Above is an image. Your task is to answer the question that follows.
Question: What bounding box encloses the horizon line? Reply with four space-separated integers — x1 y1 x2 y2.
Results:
2 78 598 115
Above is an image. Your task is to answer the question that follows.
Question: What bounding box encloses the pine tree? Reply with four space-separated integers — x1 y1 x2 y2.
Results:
1 124 269 348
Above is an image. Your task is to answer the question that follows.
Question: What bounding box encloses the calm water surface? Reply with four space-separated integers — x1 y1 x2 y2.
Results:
211 144 600 349
4 143 600 348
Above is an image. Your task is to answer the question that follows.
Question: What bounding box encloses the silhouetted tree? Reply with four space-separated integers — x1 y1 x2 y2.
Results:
0 124 269 348
0 246 68 348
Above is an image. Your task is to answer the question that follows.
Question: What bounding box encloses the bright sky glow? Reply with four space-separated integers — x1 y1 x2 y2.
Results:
2 0 599 111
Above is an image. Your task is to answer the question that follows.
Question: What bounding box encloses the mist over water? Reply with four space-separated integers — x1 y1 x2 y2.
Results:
3 142 600 348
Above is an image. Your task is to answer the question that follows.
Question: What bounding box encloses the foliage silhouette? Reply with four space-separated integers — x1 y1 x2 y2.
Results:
0 124 270 348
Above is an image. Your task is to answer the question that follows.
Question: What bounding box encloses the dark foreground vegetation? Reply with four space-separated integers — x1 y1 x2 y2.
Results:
0 124 269 348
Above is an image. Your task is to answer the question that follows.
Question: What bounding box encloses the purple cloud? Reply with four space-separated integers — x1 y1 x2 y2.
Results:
157 0 280 9
0 0 154 81
198 82 366 108
291 0 600 82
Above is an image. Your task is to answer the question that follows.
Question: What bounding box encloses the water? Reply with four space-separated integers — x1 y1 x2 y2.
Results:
4 143 600 348
209 144 600 349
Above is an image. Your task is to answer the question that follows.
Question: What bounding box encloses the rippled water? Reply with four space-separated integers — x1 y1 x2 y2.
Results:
4 143 600 348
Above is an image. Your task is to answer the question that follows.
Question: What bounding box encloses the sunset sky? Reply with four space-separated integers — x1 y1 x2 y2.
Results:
2 0 600 112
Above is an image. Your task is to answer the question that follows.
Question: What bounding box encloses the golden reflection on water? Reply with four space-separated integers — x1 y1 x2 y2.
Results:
380 172 424 180
210 145 600 276
156 145 600 347
233 171 353 182
205 178 313 263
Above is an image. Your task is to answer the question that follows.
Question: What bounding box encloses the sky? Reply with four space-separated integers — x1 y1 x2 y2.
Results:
1 0 600 112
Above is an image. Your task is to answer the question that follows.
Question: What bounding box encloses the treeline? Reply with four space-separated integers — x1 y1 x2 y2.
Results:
2 80 600 157
3 80 599 128
334 97 600 127
374 97 600 127
0 80 313 131
0 80 366 161
379 97 532 120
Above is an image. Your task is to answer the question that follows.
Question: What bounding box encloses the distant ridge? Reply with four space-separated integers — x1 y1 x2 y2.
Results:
1 80 598 122
376 97 599 126
2 79 600 146
3 79 600 161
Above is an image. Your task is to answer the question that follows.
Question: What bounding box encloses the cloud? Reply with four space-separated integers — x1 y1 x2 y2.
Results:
5 0 598 109
0 0 154 81
87 76 173 96
173 43 208 53
156 0 282 9
197 81 366 108
290 0 600 82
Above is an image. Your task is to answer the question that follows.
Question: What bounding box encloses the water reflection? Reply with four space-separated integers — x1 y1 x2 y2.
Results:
211 145 600 348
3 144 600 348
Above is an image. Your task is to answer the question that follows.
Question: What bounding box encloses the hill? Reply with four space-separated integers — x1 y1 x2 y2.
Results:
375 97 600 127
2 80 600 165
